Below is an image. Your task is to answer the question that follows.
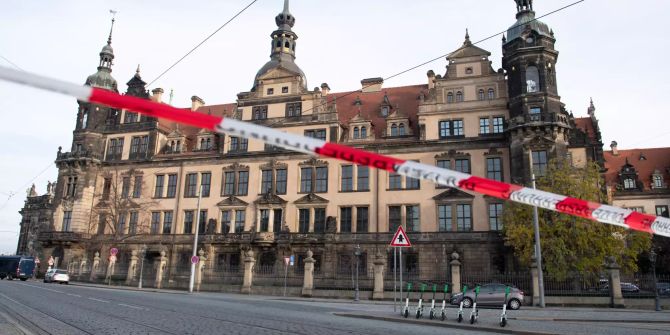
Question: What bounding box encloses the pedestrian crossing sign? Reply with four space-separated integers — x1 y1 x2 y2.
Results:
389 226 411 247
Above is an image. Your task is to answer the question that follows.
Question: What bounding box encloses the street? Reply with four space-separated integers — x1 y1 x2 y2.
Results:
0 280 496 335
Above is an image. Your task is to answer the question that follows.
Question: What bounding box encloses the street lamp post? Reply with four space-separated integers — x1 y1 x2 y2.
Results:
529 151 546 308
189 185 203 294
354 244 361 302
138 244 146 289
650 250 661 311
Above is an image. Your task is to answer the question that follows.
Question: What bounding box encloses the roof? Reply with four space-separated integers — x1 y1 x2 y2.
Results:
604 147 670 191
447 35 491 60
574 117 597 142
156 103 236 139
329 84 427 138
505 10 553 44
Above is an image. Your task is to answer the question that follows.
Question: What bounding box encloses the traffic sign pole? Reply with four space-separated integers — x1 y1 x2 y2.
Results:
189 185 203 294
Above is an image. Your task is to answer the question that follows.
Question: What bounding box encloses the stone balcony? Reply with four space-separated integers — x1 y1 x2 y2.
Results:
38 231 91 243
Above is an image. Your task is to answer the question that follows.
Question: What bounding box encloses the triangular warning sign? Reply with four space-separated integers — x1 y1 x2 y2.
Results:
389 226 412 247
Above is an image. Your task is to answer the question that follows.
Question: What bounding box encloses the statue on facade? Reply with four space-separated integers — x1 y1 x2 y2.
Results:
27 184 37 197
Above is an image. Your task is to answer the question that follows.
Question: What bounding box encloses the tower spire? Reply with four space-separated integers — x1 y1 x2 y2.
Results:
515 0 533 13
108 10 117 45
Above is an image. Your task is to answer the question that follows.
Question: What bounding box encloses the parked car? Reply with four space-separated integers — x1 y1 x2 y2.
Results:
44 269 69 284
600 282 640 293
450 283 524 310
656 282 670 296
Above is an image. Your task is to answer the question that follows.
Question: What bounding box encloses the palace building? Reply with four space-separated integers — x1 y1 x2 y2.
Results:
18 0 609 286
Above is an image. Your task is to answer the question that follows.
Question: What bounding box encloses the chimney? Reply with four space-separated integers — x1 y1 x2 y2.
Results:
151 88 164 103
191 95 205 111
320 83 330 96
610 141 618 156
427 70 436 90
361 77 383 93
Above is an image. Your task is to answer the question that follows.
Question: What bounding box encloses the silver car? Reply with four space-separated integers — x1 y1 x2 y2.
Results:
44 269 69 284
450 283 524 310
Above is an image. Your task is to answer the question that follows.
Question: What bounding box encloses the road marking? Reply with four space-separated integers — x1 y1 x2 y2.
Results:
16 283 64 294
67 293 82 298
87 297 109 303
117 303 145 310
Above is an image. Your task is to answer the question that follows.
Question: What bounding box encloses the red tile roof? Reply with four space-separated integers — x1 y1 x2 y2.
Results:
574 117 597 142
604 147 670 191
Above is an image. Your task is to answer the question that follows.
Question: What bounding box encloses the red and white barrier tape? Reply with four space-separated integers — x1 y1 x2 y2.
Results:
1 65 668 238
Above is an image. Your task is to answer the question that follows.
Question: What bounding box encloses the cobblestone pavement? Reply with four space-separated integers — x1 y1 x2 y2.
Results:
0 280 497 335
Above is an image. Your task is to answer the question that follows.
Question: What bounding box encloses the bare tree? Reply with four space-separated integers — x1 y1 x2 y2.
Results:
90 167 158 241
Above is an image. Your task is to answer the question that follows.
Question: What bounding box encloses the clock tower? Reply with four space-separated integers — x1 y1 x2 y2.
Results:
503 0 572 184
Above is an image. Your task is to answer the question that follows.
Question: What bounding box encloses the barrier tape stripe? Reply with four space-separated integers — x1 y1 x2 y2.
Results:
0 65 668 238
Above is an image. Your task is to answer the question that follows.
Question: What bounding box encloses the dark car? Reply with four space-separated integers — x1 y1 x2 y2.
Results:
600 282 640 293
450 283 524 310
16 257 35 281
0 256 21 280
656 282 670 296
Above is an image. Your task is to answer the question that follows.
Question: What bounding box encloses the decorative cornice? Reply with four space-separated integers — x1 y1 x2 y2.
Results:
222 162 250 172
484 147 504 156
432 188 474 201
260 159 288 170
255 193 287 205
216 196 248 207
435 149 470 160
299 157 328 167
294 193 329 204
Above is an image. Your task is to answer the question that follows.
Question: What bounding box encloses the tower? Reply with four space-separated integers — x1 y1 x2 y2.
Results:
503 0 571 184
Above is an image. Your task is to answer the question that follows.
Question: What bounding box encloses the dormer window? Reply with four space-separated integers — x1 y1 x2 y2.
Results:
361 127 367 138
199 137 213 151
267 88 274 95
353 127 359 139
390 123 398 137
652 171 665 189
399 123 406 136
624 178 636 190
381 106 389 117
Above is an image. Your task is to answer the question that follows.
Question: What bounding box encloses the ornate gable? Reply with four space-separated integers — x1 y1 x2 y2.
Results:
223 163 250 171
435 150 471 159
255 193 287 205
299 158 328 167
216 196 248 207
294 193 329 204
432 188 475 201
260 159 288 170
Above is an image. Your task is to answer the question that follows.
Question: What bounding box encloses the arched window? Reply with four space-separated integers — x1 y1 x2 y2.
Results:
390 123 398 136
488 88 495 99
624 178 636 190
456 91 463 102
353 127 359 139
399 123 406 136
276 40 281 48
653 175 663 188
447 92 454 103
200 138 205 149
284 41 290 48
526 66 540 93
478 89 485 101
82 111 88 129
361 127 367 138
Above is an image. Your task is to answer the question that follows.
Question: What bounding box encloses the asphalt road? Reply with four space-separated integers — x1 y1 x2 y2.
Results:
0 280 495 335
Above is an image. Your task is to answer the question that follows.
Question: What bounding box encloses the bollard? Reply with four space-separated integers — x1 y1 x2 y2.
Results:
470 286 480 324
500 286 510 327
403 282 412 318
457 284 468 322
429 284 437 319
441 284 449 321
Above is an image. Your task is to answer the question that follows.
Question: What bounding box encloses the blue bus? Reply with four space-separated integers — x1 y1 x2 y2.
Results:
0 256 35 281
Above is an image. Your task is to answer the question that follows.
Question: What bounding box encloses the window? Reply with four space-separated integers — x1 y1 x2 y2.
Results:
356 207 369 232
229 137 248 152
653 175 664 188
124 112 138 123
97 214 106 234
466 67 473 74
360 127 367 138
102 178 111 200
353 127 359 139
456 91 463 102
478 89 485 101
273 209 283 232
480 118 490 134
199 210 207 234
162 211 173 234
489 203 504 231
130 136 141 159
454 159 471 174
117 213 126 234
261 170 273 194
184 211 194 234
223 171 249 196
492 117 504 133
82 111 88 129
406 175 420 190
166 174 177 198
341 165 353 191
282 86 289 93
300 168 312 193
224 172 235 195
389 173 402 190
340 207 352 232
185 173 197 197
106 138 124 160
121 177 130 199
531 151 548 177
390 124 398 136
286 102 302 117
655 206 669 218
447 92 454 103
488 88 495 100
65 176 78 198
259 209 269 232
132 176 142 198
439 121 450 138
456 204 472 231
201 173 211 197
235 210 245 233
399 123 406 136
357 166 369 191
304 129 326 141
529 107 542 121
389 206 402 232
406 205 420 232
62 211 72 232
381 106 389 116
452 120 464 136
128 211 138 235
154 175 164 198
526 65 540 93
199 137 212 151
275 169 287 194
252 105 268 120
314 208 326 233
623 178 636 190
221 210 231 234
267 88 274 95
315 167 328 192
151 212 161 234
486 157 503 181
438 205 451 231
298 209 310 233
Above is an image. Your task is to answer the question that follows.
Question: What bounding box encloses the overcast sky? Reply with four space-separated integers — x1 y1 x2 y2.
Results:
1 0 668 253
